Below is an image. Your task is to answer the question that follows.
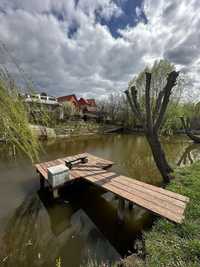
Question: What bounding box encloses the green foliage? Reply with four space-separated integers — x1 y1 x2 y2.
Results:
62 101 78 120
181 102 196 120
139 163 200 267
0 70 39 161
128 59 185 134
161 102 184 135
130 59 175 94
27 97 55 127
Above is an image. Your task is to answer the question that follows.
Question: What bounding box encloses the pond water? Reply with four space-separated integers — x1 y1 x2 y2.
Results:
0 134 199 267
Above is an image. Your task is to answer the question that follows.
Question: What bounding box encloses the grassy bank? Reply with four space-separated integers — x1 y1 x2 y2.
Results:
137 162 200 267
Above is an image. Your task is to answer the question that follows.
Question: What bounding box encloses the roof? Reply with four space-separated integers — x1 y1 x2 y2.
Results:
57 94 78 103
57 95 97 108
78 98 88 105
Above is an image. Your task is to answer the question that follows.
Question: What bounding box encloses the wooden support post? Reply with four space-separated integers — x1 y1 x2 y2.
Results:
40 175 45 190
128 202 133 210
117 197 125 224
53 189 59 199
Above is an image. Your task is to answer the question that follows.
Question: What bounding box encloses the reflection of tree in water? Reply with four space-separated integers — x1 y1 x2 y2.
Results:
177 144 200 166
0 194 44 266
0 190 121 267
0 193 74 267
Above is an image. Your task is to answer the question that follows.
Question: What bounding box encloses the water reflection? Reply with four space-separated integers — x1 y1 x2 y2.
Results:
0 189 121 267
177 143 200 166
0 179 154 267
0 134 199 266
39 134 191 185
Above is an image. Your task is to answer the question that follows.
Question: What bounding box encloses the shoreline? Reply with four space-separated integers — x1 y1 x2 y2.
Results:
128 162 200 267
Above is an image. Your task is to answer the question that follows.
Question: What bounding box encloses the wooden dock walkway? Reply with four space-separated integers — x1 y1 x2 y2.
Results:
35 153 189 224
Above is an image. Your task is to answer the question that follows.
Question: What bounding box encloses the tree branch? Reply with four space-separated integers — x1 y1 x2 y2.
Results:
145 72 152 130
124 90 140 120
153 89 164 123
154 71 179 131
130 85 144 124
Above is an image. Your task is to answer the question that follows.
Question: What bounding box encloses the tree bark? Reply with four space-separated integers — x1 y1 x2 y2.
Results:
146 131 173 183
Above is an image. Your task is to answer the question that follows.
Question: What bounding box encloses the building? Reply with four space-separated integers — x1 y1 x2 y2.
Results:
86 99 97 112
57 94 79 109
24 92 63 121
57 95 97 113
57 94 98 121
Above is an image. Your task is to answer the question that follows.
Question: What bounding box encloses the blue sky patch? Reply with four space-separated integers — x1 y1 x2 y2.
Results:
96 0 147 38
67 0 147 39
68 21 79 38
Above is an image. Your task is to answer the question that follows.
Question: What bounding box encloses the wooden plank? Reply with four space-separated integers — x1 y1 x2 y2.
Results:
117 175 189 203
71 166 187 222
36 164 47 179
83 153 113 168
72 169 183 223
71 167 186 214
114 177 186 209
35 153 113 180
71 168 185 223
35 153 188 224
71 164 188 210
72 165 186 211
70 162 188 209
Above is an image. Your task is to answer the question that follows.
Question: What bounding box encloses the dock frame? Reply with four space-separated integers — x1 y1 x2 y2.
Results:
35 152 189 224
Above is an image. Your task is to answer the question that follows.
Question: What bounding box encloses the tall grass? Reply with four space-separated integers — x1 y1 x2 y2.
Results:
0 69 40 161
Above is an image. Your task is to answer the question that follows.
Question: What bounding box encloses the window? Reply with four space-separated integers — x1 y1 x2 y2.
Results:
49 97 56 101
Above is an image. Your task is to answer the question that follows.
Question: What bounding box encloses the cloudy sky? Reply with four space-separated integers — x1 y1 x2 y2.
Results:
0 0 199 98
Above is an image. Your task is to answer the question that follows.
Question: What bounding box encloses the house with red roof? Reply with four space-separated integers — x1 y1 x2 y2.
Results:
57 94 97 114
57 94 79 108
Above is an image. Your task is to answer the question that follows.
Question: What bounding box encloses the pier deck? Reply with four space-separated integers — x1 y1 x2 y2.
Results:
35 153 189 224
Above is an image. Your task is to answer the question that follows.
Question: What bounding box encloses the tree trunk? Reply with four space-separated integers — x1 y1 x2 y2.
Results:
125 70 179 184
146 131 173 183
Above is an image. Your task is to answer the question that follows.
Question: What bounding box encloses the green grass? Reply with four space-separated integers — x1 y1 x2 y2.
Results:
138 162 200 267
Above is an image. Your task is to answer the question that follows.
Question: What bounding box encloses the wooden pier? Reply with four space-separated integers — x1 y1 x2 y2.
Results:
35 153 189 224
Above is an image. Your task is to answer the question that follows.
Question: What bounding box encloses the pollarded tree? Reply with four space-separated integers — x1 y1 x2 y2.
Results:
125 60 180 183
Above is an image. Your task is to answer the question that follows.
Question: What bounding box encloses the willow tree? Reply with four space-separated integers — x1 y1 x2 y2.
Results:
125 60 180 183
0 69 39 161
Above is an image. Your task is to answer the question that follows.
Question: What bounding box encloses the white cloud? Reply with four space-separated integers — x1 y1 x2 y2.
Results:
98 1 123 21
0 0 200 99
119 0 200 97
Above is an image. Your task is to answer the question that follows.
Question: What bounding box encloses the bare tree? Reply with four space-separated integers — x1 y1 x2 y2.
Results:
125 61 179 183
